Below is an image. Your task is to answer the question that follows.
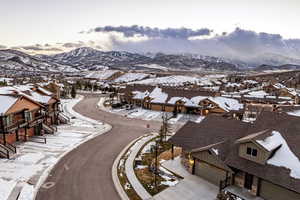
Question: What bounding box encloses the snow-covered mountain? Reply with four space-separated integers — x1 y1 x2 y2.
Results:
39 47 239 71
2 47 300 73
0 49 78 72
38 47 152 70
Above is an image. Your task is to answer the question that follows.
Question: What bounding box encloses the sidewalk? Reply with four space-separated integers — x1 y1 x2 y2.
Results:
125 134 156 199
153 157 219 200
0 97 111 200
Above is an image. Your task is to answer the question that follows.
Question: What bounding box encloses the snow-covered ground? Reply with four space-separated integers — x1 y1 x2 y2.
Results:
98 97 205 124
0 97 110 200
130 75 216 87
113 72 150 83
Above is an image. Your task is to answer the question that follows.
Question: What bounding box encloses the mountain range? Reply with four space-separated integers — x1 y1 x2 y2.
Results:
1 47 300 73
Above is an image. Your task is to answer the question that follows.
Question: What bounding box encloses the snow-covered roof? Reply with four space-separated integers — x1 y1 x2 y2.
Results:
149 87 168 103
243 80 258 84
132 90 150 100
114 73 149 83
38 87 53 96
0 95 18 114
264 131 300 179
131 75 201 87
85 70 119 80
248 90 269 97
225 82 242 87
188 96 208 106
0 85 52 105
208 97 244 112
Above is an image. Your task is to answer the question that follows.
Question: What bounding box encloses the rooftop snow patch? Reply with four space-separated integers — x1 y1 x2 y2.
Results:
114 73 149 83
248 90 269 97
209 97 243 112
132 90 150 100
131 75 201 87
85 70 119 80
0 95 18 114
265 131 300 179
149 87 168 103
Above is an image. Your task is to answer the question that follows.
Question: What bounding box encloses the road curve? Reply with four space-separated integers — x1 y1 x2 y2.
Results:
36 96 161 200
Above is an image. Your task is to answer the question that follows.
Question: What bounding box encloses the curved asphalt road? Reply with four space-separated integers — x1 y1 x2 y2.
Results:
36 96 162 200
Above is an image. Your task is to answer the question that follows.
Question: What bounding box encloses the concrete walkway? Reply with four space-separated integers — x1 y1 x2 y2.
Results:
153 157 219 200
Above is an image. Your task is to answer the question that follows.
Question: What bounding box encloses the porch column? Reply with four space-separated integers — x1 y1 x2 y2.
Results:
192 158 196 174
171 144 174 160
2 132 6 145
24 127 27 141
16 129 19 141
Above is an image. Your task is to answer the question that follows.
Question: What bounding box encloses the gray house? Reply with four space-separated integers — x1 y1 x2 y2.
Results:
169 112 300 200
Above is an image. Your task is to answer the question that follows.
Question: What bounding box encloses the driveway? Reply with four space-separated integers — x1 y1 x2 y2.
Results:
36 96 162 200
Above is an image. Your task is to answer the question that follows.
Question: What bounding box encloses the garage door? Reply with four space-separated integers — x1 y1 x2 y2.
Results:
260 180 300 200
194 161 226 185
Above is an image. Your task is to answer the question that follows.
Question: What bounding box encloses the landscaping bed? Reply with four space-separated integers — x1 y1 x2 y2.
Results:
134 137 182 195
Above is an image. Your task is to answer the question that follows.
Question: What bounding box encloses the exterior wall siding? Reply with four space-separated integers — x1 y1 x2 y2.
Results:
192 150 229 170
151 104 163 111
6 98 40 114
239 142 269 164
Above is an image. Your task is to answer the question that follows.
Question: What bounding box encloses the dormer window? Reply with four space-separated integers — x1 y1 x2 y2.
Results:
246 147 257 157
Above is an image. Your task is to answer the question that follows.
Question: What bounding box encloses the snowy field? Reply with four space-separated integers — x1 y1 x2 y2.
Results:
0 97 110 200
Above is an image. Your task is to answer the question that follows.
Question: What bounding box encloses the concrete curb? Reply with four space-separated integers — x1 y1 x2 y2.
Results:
33 96 112 200
112 133 157 200
111 136 142 200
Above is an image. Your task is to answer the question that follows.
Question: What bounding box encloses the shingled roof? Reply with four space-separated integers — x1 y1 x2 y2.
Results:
168 115 250 151
170 111 300 193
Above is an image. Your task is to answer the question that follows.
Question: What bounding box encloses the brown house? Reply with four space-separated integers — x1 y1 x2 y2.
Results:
169 112 300 200
0 94 44 150
120 85 243 116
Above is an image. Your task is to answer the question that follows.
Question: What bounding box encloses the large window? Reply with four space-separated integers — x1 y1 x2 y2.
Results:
246 147 257 157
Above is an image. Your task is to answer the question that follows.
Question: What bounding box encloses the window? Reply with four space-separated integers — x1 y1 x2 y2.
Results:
246 147 258 157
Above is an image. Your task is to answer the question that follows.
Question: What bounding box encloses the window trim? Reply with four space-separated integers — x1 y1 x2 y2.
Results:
246 147 258 157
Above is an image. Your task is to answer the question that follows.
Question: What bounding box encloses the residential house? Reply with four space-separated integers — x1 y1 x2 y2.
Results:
121 85 243 116
169 112 300 200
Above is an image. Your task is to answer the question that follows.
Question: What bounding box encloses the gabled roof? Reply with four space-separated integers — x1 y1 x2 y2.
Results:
0 95 19 115
168 115 250 151
170 111 300 193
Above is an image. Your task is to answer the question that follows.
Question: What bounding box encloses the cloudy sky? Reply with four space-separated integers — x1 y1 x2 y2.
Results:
1 0 300 56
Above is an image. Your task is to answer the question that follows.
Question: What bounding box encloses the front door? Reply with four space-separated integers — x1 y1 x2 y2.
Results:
244 173 253 190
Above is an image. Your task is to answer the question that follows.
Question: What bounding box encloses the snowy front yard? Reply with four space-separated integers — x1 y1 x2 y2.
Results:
0 97 110 200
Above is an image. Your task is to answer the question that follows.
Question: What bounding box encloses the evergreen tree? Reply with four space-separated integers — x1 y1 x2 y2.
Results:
71 85 77 98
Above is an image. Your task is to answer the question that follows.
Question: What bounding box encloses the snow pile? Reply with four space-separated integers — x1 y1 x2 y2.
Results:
114 73 149 83
263 131 300 179
149 87 168 103
0 179 17 200
18 183 34 200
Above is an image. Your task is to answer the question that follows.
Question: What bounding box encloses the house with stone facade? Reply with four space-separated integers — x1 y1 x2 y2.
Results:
169 111 300 200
